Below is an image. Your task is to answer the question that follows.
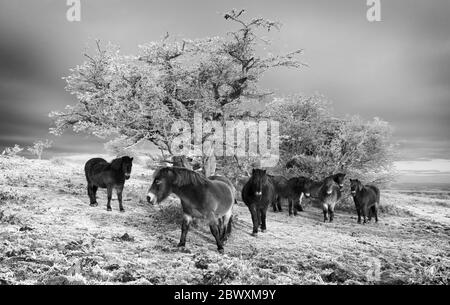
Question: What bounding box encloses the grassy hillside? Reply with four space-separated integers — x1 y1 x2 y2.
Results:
0 156 449 285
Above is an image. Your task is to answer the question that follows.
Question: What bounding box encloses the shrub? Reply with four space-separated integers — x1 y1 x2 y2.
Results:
263 95 395 185
2 144 23 157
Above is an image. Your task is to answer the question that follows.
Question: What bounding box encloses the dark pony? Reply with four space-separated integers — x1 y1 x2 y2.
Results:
268 174 308 216
285 176 309 216
146 167 235 253
84 156 133 212
350 179 380 224
242 169 276 236
304 173 346 222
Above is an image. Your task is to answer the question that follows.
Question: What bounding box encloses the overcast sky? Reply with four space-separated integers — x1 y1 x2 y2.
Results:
0 0 449 164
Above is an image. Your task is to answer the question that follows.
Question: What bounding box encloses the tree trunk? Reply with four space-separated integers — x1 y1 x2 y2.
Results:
202 139 216 177
203 154 216 177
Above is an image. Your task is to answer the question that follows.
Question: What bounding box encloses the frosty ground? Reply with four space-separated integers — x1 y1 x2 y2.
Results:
0 155 449 285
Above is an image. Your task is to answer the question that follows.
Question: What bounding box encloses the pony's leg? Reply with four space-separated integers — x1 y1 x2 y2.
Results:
87 184 97 206
356 206 361 224
106 186 113 211
92 185 98 203
116 185 124 212
260 208 267 232
249 205 259 236
322 203 328 222
329 204 335 222
257 207 262 230
217 217 223 239
277 197 282 212
373 206 378 223
288 199 293 216
272 200 277 212
362 205 369 224
178 214 192 247
293 198 298 216
221 209 233 242
208 213 224 253
368 206 372 221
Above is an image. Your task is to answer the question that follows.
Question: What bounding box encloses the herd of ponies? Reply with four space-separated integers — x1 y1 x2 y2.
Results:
84 156 380 253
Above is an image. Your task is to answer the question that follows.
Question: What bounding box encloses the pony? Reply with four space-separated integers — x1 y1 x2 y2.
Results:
268 174 310 215
146 167 235 253
285 176 310 216
304 174 345 222
303 173 346 199
350 179 380 224
84 156 133 212
241 169 276 236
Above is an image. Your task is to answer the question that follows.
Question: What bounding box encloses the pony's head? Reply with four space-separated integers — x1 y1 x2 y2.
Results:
322 176 336 195
250 169 268 198
333 173 346 189
146 167 208 204
147 167 176 205
303 178 315 197
349 179 363 196
112 156 133 179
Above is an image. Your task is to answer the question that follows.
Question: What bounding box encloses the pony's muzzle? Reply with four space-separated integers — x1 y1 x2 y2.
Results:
326 190 332 195
351 191 356 195
304 192 310 197
147 192 156 205
255 191 262 196
339 184 344 188
124 173 131 179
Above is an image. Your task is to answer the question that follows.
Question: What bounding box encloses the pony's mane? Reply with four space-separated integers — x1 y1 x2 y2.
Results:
156 167 209 187
110 157 123 170
110 156 132 170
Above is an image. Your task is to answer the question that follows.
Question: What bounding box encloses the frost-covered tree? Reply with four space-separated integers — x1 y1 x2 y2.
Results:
50 9 304 175
27 139 53 160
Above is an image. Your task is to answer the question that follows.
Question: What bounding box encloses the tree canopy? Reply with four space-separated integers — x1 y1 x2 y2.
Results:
50 9 305 171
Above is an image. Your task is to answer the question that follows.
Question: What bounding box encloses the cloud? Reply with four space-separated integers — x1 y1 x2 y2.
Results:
0 0 448 162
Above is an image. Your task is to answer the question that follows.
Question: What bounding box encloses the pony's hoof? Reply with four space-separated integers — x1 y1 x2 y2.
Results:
251 232 258 237
89 203 98 207
261 229 266 233
177 242 185 247
107 207 112 212
218 248 224 254
120 209 125 213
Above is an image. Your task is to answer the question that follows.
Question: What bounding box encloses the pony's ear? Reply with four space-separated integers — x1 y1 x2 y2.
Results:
342 173 346 178
252 169 256 175
130 157 134 161
349 179 354 182
263 170 266 174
